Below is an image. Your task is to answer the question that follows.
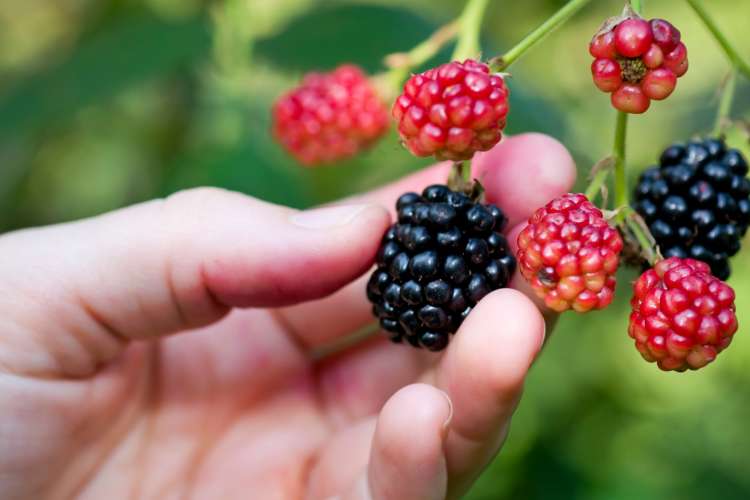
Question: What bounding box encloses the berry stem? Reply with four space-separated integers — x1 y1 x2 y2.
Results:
452 0 491 61
622 206 659 265
613 111 629 217
713 69 736 137
378 21 460 99
628 0 643 14
686 0 750 80
584 157 615 202
489 0 593 72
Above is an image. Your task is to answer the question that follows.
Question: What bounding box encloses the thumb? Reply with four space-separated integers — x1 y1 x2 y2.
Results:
0 187 389 375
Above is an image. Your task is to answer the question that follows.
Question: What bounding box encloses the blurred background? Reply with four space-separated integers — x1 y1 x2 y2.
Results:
1 0 750 498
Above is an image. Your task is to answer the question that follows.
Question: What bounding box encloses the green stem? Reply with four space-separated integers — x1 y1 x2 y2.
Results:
713 69 736 137
489 0 593 72
686 0 750 80
613 111 629 217
623 208 659 265
585 165 611 201
452 0 491 61
629 0 643 14
377 21 459 100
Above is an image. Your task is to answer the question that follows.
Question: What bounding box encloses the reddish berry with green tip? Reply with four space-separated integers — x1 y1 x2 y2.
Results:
629 258 738 372
393 59 509 161
517 193 623 313
589 17 687 114
272 65 389 166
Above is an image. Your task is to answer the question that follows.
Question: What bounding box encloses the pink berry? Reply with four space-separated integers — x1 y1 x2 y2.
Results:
591 58 623 92
650 18 681 53
589 17 687 113
589 31 617 59
611 84 651 114
517 194 623 313
629 258 738 372
642 68 677 100
393 59 509 161
272 65 389 165
614 18 653 58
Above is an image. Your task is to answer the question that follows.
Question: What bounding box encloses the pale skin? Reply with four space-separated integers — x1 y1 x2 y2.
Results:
0 133 576 500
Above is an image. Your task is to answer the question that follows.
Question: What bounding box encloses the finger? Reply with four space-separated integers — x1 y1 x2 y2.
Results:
0 188 389 377
281 133 576 347
475 132 576 228
430 289 545 496
342 384 451 500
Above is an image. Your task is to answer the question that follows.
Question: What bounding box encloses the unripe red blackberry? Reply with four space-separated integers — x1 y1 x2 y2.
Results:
272 65 389 165
629 257 738 371
589 17 687 113
393 59 509 161
633 138 750 280
517 194 623 312
367 185 516 351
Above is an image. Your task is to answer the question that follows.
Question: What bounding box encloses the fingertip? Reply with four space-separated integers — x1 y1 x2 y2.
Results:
368 383 450 500
475 133 577 227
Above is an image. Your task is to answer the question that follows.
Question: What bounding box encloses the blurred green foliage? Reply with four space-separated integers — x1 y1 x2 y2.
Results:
1 0 750 498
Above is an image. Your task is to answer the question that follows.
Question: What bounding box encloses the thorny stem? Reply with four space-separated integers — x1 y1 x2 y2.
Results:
489 0 593 72
452 0 491 61
686 0 750 80
713 69 737 137
613 111 629 219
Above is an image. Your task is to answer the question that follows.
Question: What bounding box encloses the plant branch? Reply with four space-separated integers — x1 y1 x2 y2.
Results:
686 0 750 80
452 0 491 61
489 0 593 72
613 111 629 217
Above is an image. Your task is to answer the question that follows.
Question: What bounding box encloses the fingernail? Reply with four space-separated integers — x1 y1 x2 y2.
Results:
439 390 453 432
290 204 374 229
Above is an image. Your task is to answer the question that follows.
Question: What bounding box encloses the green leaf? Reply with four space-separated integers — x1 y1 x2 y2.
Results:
0 14 210 136
253 4 445 73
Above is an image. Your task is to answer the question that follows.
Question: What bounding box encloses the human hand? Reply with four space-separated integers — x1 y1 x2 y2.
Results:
0 133 574 500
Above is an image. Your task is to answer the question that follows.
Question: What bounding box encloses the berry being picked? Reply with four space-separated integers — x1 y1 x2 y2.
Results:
629 257 738 371
590 17 687 113
633 137 750 280
392 59 509 161
272 64 389 166
367 185 516 351
517 193 623 312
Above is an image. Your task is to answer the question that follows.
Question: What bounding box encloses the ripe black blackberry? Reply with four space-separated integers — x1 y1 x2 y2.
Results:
633 137 750 280
367 185 516 351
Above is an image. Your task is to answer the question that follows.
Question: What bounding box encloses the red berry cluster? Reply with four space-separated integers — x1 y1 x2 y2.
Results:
272 65 389 166
629 258 738 371
590 17 687 114
393 60 509 161
517 194 623 312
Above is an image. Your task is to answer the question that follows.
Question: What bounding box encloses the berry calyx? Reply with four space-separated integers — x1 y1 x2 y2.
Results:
633 138 750 280
272 65 389 166
517 193 624 313
629 257 738 372
589 17 687 114
393 59 509 161
367 185 516 351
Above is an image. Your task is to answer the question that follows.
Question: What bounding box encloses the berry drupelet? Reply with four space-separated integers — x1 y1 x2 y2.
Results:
633 138 750 280
272 65 389 165
367 185 516 351
393 59 509 161
629 257 738 371
590 17 687 113
517 194 623 312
